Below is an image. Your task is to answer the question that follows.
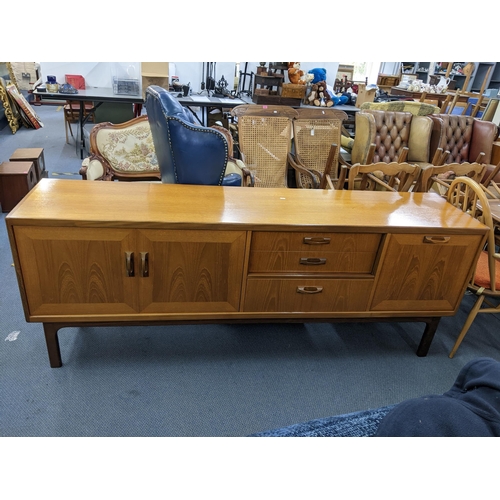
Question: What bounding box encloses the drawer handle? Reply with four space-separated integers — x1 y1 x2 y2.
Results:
423 236 451 244
140 252 149 277
125 251 135 277
297 286 323 294
299 257 326 265
303 237 331 245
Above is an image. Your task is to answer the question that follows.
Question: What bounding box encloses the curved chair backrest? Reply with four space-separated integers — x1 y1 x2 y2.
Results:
416 161 486 193
446 176 500 358
447 177 496 266
145 85 231 186
345 161 421 192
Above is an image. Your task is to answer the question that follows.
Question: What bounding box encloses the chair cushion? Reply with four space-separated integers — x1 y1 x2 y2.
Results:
408 115 432 163
360 101 440 116
473 250 500 290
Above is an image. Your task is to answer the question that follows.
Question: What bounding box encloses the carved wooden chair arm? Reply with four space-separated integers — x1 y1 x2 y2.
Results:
337 143 376 190
287 153 321 189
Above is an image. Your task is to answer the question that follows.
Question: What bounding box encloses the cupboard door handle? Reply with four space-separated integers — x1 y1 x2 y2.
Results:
297 286 323 294
299 257 326 265
125 251 134 277
303 237 331 245
140 252 149 277
423 236 451 244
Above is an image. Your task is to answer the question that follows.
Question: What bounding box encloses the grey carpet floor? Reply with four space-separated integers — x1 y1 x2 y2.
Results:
1 104 499 437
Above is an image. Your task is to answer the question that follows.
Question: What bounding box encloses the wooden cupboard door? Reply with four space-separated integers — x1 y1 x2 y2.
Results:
137 229 246 313
370 233 484 312
14 227 139 318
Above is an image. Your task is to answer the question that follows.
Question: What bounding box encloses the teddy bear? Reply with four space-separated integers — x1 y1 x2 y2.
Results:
310 80 334 107
287 62 305 85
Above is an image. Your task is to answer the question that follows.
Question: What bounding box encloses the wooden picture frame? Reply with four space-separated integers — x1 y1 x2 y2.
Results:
0 62 21 134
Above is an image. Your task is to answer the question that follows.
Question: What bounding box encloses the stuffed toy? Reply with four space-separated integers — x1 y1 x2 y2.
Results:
287 62 305 85
311 80 334 107
309 68 327 84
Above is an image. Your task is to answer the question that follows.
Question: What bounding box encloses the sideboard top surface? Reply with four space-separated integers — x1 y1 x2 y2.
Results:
6 179 488 234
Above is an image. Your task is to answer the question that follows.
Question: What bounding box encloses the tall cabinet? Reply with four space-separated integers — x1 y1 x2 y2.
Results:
397 61 499 94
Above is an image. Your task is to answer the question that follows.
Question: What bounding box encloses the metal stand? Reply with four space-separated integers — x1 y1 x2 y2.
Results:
236 63 253 98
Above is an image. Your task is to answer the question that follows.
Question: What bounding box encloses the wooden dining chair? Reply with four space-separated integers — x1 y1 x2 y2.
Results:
339 161 421 192
416 161 487 195
446 177 500 358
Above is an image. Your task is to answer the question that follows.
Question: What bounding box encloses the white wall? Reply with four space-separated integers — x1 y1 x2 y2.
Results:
39 62 141 88
40 62 342 92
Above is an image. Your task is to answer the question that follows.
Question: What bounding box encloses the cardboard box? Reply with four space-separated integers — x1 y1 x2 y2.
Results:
355 83 376 108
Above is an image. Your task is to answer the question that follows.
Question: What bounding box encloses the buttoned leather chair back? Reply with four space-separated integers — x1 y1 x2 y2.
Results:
145 85 241 186
429 114 499 165
352 110 413 164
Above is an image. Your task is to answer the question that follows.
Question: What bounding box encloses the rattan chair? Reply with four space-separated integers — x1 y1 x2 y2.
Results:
231 104 299 188
340 161 422 192
446 177 500 358
288 108 348 189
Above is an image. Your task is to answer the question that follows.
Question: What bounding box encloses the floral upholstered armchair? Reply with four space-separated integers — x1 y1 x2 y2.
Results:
80 116 161 181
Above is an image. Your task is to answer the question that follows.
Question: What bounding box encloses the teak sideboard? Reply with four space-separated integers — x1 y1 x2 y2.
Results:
6 180 488 367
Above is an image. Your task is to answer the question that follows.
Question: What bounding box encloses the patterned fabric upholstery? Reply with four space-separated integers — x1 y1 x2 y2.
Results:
94 119 158 173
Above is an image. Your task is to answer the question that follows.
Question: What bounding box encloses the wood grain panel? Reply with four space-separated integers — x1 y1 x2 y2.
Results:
137 229 246 313
14 226 139 316
244 278 373 312
370 233 484 312
250 231 382 252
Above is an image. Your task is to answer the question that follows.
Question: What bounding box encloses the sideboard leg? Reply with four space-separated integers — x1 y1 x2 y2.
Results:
416 317 441 357
43 323 63 368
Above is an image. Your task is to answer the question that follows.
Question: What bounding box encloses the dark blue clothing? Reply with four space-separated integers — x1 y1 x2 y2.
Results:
375 357 500 437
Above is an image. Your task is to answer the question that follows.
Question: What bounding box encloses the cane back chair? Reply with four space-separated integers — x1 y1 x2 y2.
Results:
288 108 348 189
231 104 299 188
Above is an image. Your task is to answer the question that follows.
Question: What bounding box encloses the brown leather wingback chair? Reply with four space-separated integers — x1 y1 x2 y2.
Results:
348 109 434 167
429 114 499 165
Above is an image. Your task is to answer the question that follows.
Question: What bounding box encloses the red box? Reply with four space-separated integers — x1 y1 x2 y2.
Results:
65 74 85 89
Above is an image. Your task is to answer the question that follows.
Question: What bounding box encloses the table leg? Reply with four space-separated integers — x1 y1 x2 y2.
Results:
43 323 63 368
416 317 441 357
79 102 84 160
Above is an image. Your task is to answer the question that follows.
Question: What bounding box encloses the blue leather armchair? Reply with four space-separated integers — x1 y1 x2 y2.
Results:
145 85 249 186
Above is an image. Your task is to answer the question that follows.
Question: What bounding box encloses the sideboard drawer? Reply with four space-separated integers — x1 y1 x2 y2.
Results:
249 232 382 273
244 278 374 312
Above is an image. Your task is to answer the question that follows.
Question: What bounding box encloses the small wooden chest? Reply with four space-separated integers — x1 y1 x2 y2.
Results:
9 148 47 182
0 161 38 212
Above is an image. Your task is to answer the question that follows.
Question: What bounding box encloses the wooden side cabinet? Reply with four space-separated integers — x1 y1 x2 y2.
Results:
6 180 488 367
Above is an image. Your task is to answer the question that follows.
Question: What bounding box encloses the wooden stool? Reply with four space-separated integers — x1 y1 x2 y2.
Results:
0 162 38 212
9 147 47 182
